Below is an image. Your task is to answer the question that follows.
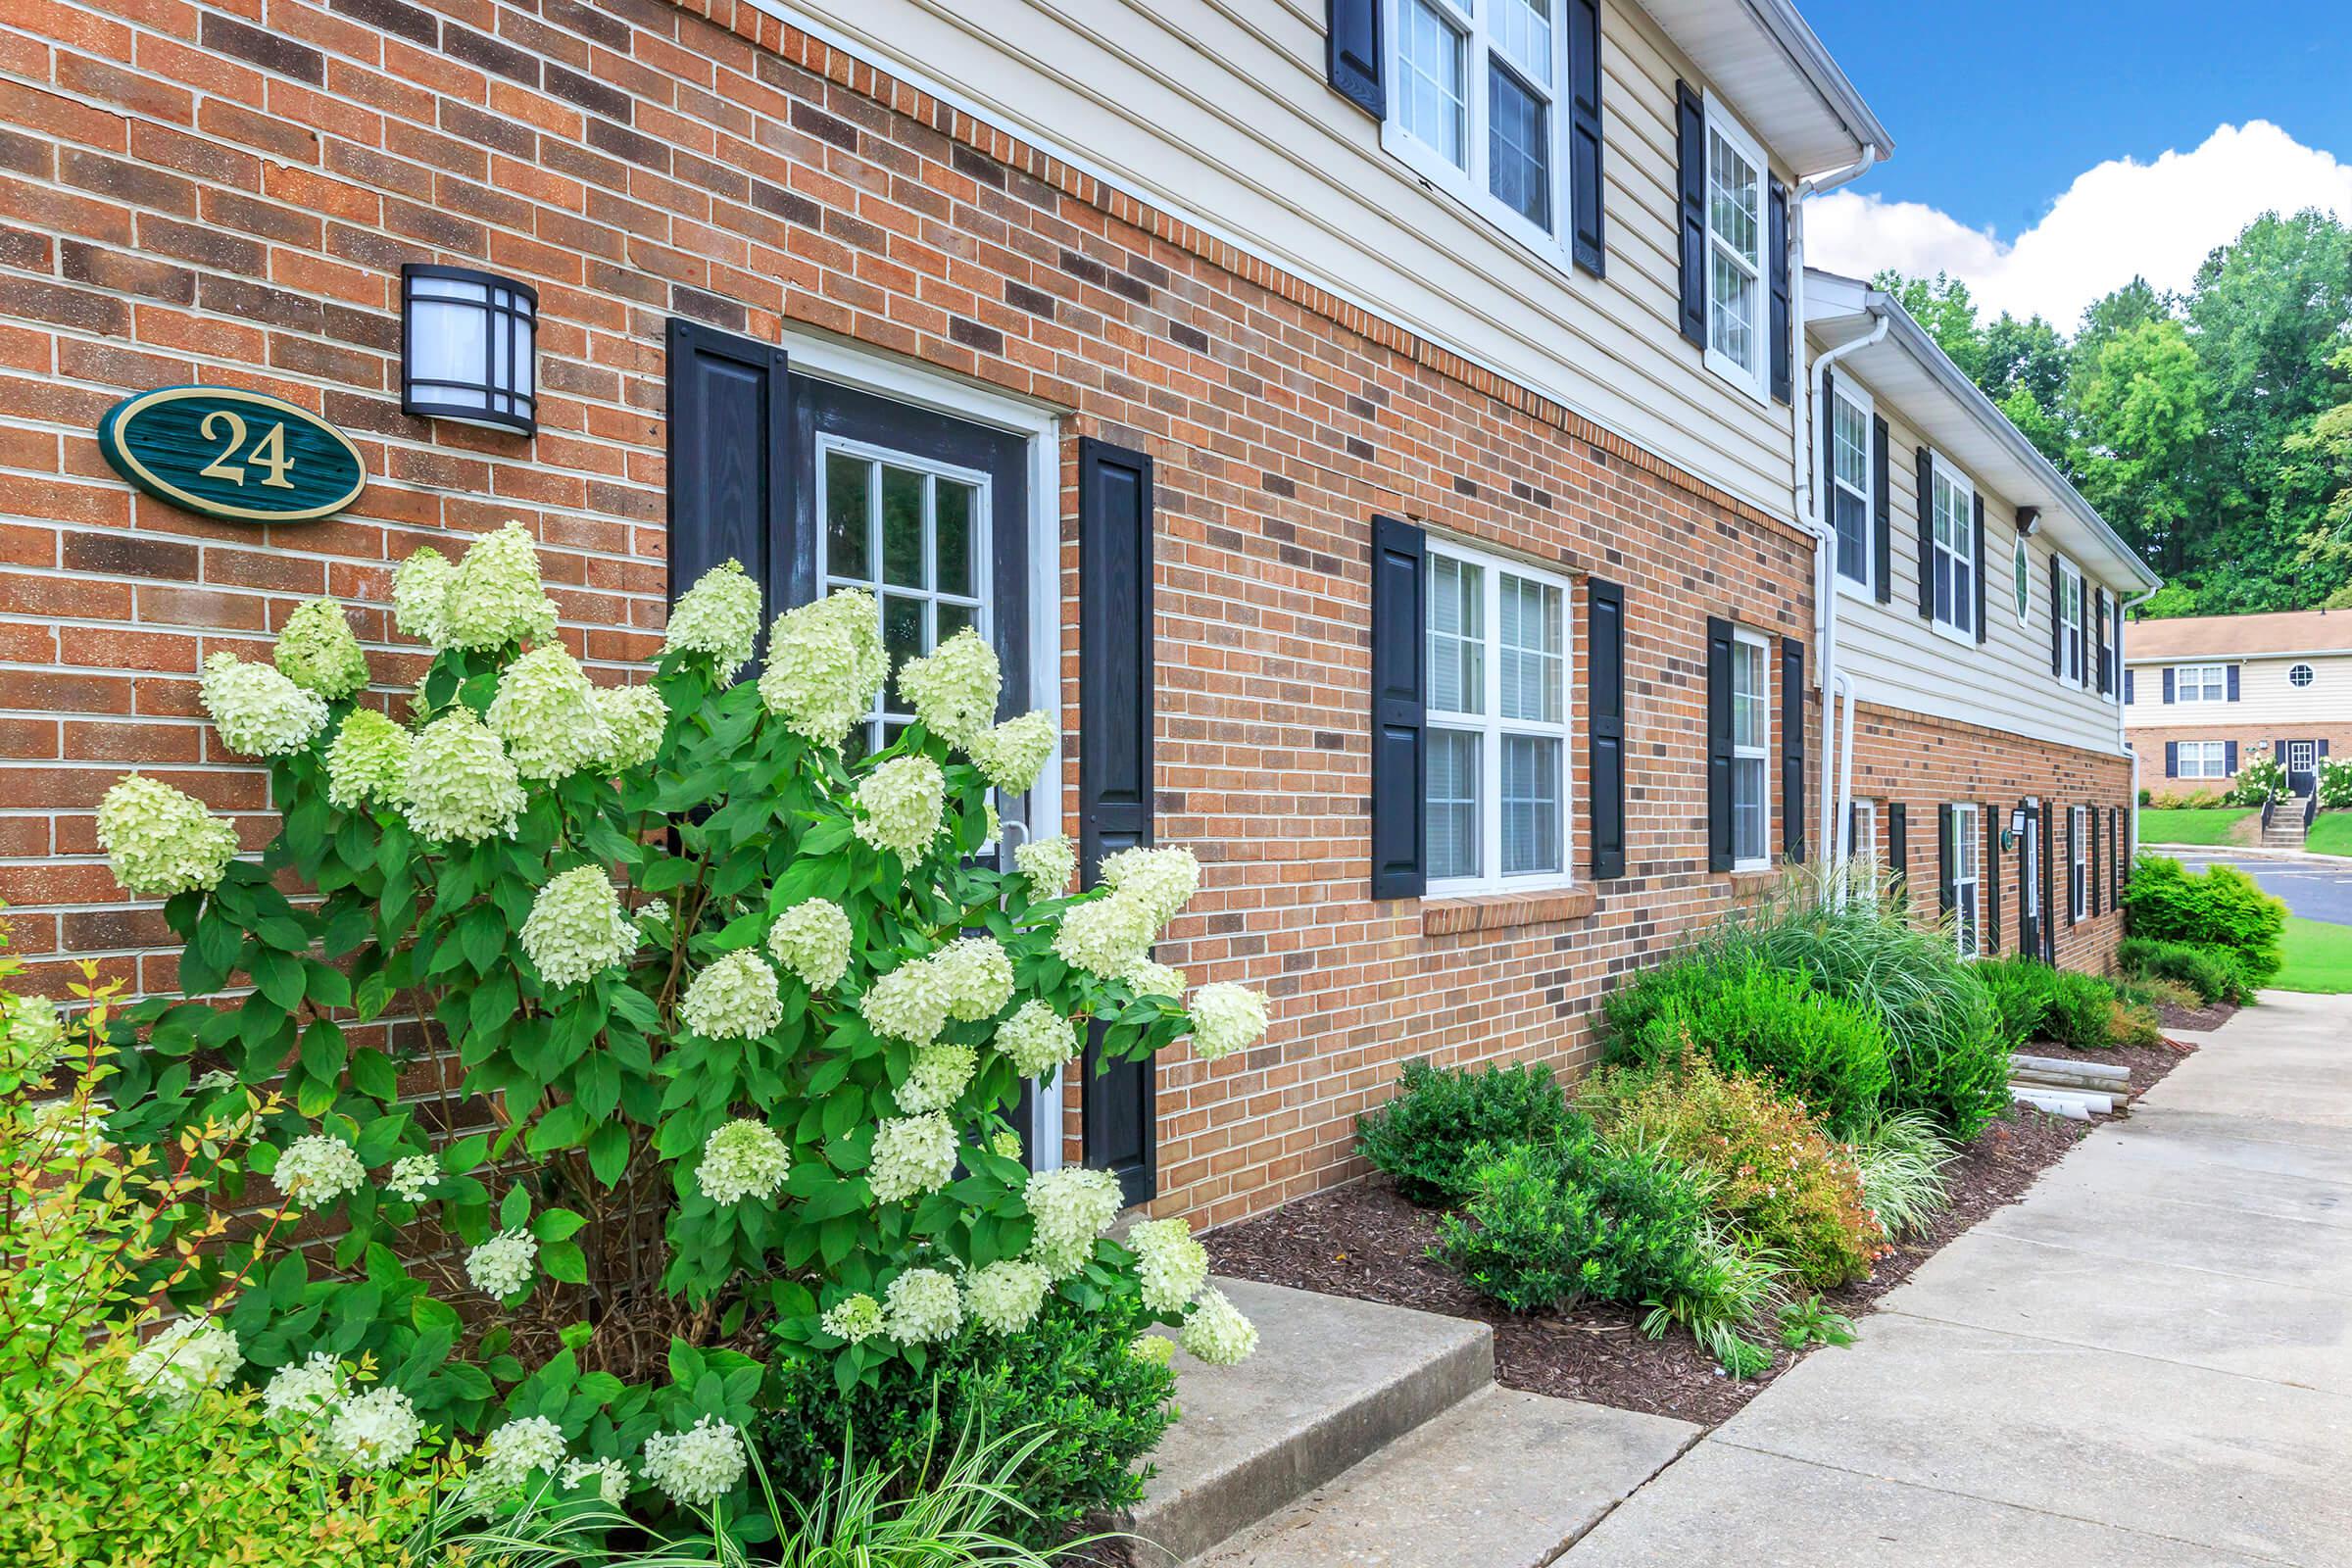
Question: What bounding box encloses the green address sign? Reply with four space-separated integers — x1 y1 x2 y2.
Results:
98 386 366 523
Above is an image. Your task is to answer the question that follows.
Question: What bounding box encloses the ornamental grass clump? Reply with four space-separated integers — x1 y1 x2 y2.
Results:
86 528 1270 1531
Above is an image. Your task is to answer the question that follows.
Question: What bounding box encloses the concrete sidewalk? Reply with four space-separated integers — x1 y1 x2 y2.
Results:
1564 992 2352 1568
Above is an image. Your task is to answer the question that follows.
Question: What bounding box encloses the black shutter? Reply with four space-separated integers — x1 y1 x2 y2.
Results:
1936 804 1955 920
2164 741 2178 778
2049 557 2063 674
2017 800 2034 955
2038 802 2056 960
2162 666 2176 703
1887 801 1909 887
2089 808 2101 916
1078 437 1158 1207
1706 615 1734 871
1588 576 1626 878
1675 81 1706 349
2227 664 2241 702
2111 806 2124 896
665 319 789 623
1972 492 1987 644
1872 415 1892 603
2227 740 2239 774
1369 515 1426 900
1985 808 2001 953
1566 0 1604 275
1768 177 1791 403
1325 0 1384 119
1781 636 1804 860
2094 589 2111 692
2275 739 2286 764
1915 446 1936 620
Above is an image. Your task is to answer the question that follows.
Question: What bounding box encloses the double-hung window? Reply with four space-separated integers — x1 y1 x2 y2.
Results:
2174 662 2227 703
1730 629 1770 868
1929 460 1975 639
1703 101 1768 400
2177 740 2230 779
1829 383 1872 591
1946 803 1981 958
1424 539 1573 893
1389 0 1566 253
2057 561 2085 682
1846 797 1879 867
2069 805 2089 921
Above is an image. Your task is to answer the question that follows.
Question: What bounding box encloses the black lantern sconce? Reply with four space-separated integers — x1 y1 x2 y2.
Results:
401 264 537 435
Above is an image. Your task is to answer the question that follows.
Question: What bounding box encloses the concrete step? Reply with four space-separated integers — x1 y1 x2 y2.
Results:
1123 1278 1495 1563
1187 1385 1700 1568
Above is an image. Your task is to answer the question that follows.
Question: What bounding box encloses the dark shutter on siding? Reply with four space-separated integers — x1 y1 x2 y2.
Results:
1566 0 1604 275
665 319 789 624
2164 741 2178 777
1915 447 1936 620
1936 804 1955 920
1369 515 1426 900
2094 589 2111 692
1325 0 1384 119
2162 666 2176 703
1887 801 1909 887
1985 808 2001 953
1972 492 1987 644
1781 636 1804 860
2049 557 2063 675
1588 577 1626 879
1706 616 1735 872
1675 81 1707 349
2111 806 2125 895
2089 808 2101 916
1768 177 1791 403
2228 664 2241 702
1872 416 1892 603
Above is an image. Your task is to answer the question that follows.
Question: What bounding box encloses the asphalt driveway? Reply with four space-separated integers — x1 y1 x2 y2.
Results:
2168 852 2352 927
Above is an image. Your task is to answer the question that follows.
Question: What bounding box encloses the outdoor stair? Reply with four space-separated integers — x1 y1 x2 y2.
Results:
1122 1277 1699 1566
2262 809 2308 851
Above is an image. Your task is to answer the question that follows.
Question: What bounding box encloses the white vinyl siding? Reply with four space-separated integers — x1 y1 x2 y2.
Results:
1388 0 1565 251
2130 651 2352 728
1731 629 1770 869
1947 803 1981 958
1830 382 1872 592
1702 97 1768 401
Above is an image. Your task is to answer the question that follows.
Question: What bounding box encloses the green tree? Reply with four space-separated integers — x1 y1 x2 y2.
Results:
2074 318 2208 574
1874 270 1984 382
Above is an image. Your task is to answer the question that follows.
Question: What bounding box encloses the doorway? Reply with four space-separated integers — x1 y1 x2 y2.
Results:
2288 739 2318 798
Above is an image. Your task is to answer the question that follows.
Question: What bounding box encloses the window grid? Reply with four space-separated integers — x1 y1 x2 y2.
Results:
2178 741 2230 779
1949 804 1981 958
1388 0 1567 253
1830 390 1871 588
2173 662 2226 703
2069 805 2089 922
2289 662 2316 689
2058 563 2085 682
1703 103 1766 396
1731 631 1770 868
1930 464 1975 638
1846 797 1879 865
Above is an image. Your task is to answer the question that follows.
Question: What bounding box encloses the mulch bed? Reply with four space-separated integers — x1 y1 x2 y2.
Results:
1204 1038 2197 1430
2157 998 2239 1036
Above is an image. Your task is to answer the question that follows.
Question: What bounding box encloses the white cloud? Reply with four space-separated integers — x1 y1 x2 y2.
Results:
1807 122 2352 328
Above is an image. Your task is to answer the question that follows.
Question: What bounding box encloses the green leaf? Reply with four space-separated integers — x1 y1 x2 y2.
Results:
541 1239 588 1284
253 950 304 1012
499 1185 531 1231
532 1208 588 1242
526 1102 590 1154
461 905 506 974
587 1123 630 1187
297 1019 346 1081
305 961 352 1008
354 970 393 1024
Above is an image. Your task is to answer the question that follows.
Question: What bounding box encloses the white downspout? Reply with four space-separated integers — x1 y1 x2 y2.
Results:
1800 303 1886 869
1833 669 1858 884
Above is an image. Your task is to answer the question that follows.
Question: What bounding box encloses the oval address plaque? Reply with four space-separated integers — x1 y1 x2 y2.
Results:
98 385 366 523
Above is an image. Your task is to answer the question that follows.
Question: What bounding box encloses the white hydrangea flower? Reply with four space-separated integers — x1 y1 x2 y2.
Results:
867 1112 957 1203
399 709 525 844
969 710 1056 793
662 560 764 679
642 1414 747 1508
328 1385 424 1471
441 522 559 651
990 1129 1022 1161
962 1258 1051 1335
127 1313 242 1404
325 710 412 810
766 899 852 990
520 866 640 988
1190 982 1270 1061
1013 834 1077 898
387 1154 440 1204
562 1456 631 1505
200 652 330 758
883 1267 964 1345
897 626 1000 748
853 755 946 860
1100 845 1200 925
479 1415 569 1494
1051 891 1158 980
5 993 66 1081
276 1132 367 1207
933 934 1012 1022
594 683 667 772
894 1044 976 1113
1024 1165 1124 1279
273 598 370 700
757 590 885 746
1124 957 1186 999
465 1227 538 1299
97 775 241 898
696 1119 790 1204
995 1000 1078 1079
859 957 951 1047
1130 1216 1210 1312
262 1351 347 1421
679 950 784 1041
637 898 672 930
486 643 611 781
1179 1287 1258 1366
820 1293 886 1344
392 547 455 650
1130 1333 1175 1368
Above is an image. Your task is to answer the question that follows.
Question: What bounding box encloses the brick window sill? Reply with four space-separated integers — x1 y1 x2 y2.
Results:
1725 867 1781 897
1422 886 1598 936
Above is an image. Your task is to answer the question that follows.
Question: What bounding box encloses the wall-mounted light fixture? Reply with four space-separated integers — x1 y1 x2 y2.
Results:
401 264 537 435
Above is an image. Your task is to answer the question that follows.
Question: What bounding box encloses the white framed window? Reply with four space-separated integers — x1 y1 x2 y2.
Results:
2289 662 2316 689
1829 382 1873 592
1424 538 1573 894
2174 662 2227 704
2054 561 2085 682
1385 0 1569 259
1702 97 1769 401
2069 805 2089 922
1947 803 1981 958
2012 536 2031 626
1731 628 1770 869
2289 739 2318 776
2176 740 2230 779
1929 458 1976 640
1845 796 1879 866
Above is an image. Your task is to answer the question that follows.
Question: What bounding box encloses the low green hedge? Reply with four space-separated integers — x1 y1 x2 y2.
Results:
2118 936 2250 1004
2123 856 2285 988
1355 1057 1578 1204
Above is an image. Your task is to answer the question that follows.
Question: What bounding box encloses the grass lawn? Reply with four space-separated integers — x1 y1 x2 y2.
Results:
2273 916 2352 995
2138 807 2256 846
2309 809 2352 858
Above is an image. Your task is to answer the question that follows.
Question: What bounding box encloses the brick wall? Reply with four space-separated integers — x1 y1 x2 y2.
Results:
0 0 1818 1228
2130 725 2348 799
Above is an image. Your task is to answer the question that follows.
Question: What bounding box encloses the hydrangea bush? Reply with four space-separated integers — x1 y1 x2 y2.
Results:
96 526 1268 1528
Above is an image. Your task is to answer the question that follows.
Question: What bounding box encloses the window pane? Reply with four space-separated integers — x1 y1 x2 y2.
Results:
1497 574 1562 723
1709 248 1756 368
1731 641 1765 751
1833 489 1868 582
881 593 922 710
826 452 872 580
881 466 925 589
1493 0 1552 85
1500 734 1561 874
1488 61 1550 229
935 479 975 596
1400 0 1467 169
1427 728 1482 880
1833 399 1869 494
1427 555 1485 715
1707 132 1759 262
1733 757 1766 862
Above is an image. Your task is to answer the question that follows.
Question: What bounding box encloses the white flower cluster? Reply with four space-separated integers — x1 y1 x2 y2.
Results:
1129 1216 1209 1313
853 755 946 860
898 626 999 748
994 1000 1077 1078
262 1352 346 1421
1013 835 1077 898
327 1385 424 1470
97 775 239 897
932 935 1012 1022
759 590 885 747
563 1456 631 1505
963 1258 1051 1335
820 1293 885 1344
127 1313 242 1404
392 548 455 650
1130 1333 1175 1368
1024 1165 1124 1278
1179 1287 1258 1366
642 1415 747 1508
387 1153 440 1204
894 1043 975 1113
519 866 640 988
486 643 610 780
1125 958 1186 999
201 652 329 758
273 598 370 700
4 993 65 1081
696 1119 790 1204
969 710 1055 793
859 957 949 1047
867 1112 957 1203
478 1415 568 1495
637 899 672 931
1101 846 1200 924
883 1266 964 1344
663 560 764 679
276 1132 366 1208
439 523 560 651
465 1227 538 1299
679 950 784 1041
594 683 667 772
766 898 852 991
1189 981 1270 1061
399 709 525 844
325 710 412 810
990 1129 1022 1161
1051 891 1159 981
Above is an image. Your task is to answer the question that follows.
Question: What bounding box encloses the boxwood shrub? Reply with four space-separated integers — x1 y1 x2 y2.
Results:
2123 856 2285 988
1355 1057 1578 1204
